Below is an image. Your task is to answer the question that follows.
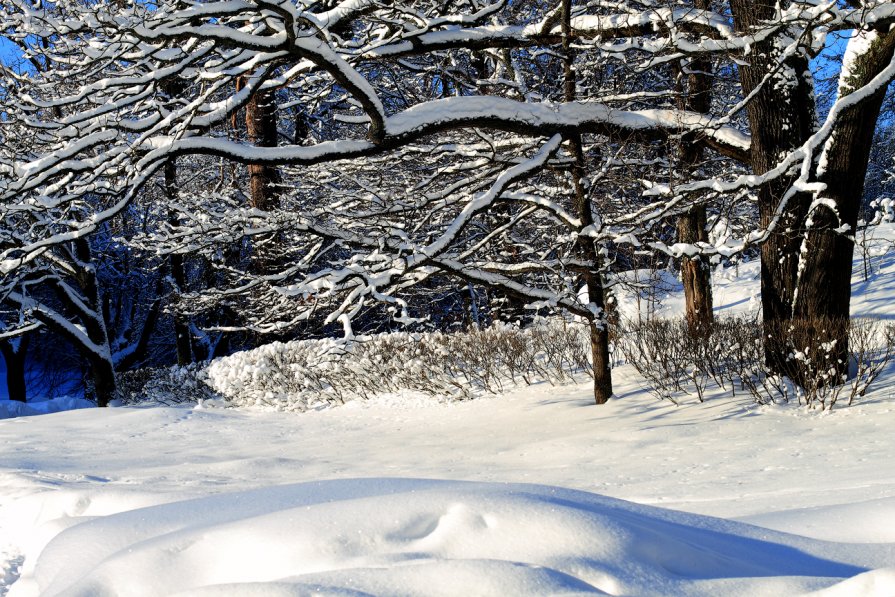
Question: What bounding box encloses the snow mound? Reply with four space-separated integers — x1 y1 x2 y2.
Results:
9 479 889 597
0 398 94 420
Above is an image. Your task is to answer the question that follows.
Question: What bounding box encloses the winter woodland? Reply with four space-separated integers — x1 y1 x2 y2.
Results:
2 0 895 594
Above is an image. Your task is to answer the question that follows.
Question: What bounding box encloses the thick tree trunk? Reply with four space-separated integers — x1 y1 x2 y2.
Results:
0 337 28 403
729 0 816 373
245 86 280 211
584 272 614 404
243 80 282 285
73 239 118 406
792 28 895 378
90 354 117 408
563 0 612 404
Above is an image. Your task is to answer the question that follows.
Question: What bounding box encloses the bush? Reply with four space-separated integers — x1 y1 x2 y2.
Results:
619 315 895 409
191 318 596 411
117 364 218 405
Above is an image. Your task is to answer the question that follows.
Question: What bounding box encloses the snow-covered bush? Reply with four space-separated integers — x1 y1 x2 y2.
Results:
836 319 895 409
117 364 218 405
869 198 895 225
201 319 593 411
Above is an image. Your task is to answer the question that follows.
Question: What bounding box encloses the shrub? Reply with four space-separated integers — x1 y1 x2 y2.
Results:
117 364 218 405
620 315 895 409
191 318 596 410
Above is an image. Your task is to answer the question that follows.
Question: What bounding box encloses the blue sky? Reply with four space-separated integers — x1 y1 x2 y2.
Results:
0 35 25 69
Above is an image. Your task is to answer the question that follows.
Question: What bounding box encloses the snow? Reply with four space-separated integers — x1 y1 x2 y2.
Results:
3 228 895 595
0 397 94 420
840 29 880 94
3 381 895 596
386 97 750 153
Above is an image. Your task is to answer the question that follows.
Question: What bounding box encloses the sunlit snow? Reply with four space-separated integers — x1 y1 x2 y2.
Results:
2 228 895 596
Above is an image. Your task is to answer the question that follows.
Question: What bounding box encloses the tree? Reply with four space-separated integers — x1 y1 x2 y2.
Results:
2 0 894 404
792 25 895 376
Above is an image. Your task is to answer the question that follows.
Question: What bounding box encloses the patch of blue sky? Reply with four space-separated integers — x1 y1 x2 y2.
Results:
810 29 859 120
0 34 29 72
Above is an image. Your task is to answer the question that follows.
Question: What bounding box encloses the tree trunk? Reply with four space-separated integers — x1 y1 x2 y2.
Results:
90 354 117 408
0 337 29 402
729 0 816 373
563 0 612 404
677 206 713 332
164 159 194 366
243 79 282 284
73 239 118 406
674 25 714 334
792 28 895 379
245 85 280 211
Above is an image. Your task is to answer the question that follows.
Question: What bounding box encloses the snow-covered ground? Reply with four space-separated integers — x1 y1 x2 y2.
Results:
2 379 895 596
2 226 895 596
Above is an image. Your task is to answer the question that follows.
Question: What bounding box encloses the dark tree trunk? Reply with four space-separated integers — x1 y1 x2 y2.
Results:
674 24 714 333
164 159 194 366
677 206 713 332
0 337 29 403
170 250 193 365
115 294 163 372
245 85 281 211
729 0 816 373
563 0 612 404
792 29 895 377
90 354 117 408
243 80 282 282
72 239 118 406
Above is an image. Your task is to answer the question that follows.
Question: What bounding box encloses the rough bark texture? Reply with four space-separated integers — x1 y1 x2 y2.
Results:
245 86 281 211
677 206 713 331
792 28 895 374
242 79 282 281
729 0 816 373
564 0 612 404
674 20 714 333
0 337 28 402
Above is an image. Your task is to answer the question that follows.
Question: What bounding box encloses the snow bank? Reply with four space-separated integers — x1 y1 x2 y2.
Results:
8 479 891 597
0 398 94 420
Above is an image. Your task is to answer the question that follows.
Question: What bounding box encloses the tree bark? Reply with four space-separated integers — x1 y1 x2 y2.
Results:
72 239 118 407
563 0 612 404
674 25 714 333
243 78 282 282
0 337 29 402
729 0 816 373
677 206 713 332
89 353 117 408
792 28 895 377
245 85 281 211
164 159 194 366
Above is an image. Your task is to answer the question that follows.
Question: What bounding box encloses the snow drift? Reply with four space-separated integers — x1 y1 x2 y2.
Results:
8 479 893 597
